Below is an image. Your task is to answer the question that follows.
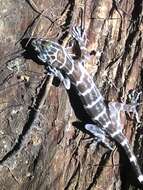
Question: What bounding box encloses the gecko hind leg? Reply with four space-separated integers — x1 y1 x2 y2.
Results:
108 101 141 124
108 90 142 124
85 124 113 150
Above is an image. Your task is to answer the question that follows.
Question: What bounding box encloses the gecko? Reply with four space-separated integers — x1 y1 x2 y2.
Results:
26 26 143 184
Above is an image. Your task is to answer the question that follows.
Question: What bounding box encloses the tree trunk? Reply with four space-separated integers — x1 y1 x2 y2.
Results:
0 0 142 189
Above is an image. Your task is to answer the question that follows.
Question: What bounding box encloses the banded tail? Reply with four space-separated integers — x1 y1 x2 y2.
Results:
107 124 143 184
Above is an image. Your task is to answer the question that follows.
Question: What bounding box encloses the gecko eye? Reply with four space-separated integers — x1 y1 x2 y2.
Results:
42 40 52 47
38 40 52 52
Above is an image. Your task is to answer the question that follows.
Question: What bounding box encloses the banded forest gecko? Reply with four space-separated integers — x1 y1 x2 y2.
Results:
26 26 143 185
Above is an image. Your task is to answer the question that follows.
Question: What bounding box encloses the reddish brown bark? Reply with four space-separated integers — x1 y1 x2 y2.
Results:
0 0 142 189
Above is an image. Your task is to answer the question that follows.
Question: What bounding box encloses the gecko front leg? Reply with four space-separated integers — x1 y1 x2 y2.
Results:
66 25 90 63
72 26 86 48
46 66 71 90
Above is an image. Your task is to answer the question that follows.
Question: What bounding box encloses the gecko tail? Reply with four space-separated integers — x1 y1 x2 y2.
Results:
112 131 143 184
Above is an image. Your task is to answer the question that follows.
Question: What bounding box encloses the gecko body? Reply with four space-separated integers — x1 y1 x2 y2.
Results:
29 32 143 184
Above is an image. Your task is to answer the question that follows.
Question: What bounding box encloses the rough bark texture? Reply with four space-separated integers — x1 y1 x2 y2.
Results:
0 0 142 190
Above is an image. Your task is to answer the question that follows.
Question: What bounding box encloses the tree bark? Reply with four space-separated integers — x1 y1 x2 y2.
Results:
0 0 142 190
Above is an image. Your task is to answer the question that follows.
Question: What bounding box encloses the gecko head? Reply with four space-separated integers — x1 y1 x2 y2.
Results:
30 38 71 89
30 38 61 66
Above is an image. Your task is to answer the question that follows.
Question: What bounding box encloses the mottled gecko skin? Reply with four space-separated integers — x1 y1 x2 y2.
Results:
30 38 143 184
